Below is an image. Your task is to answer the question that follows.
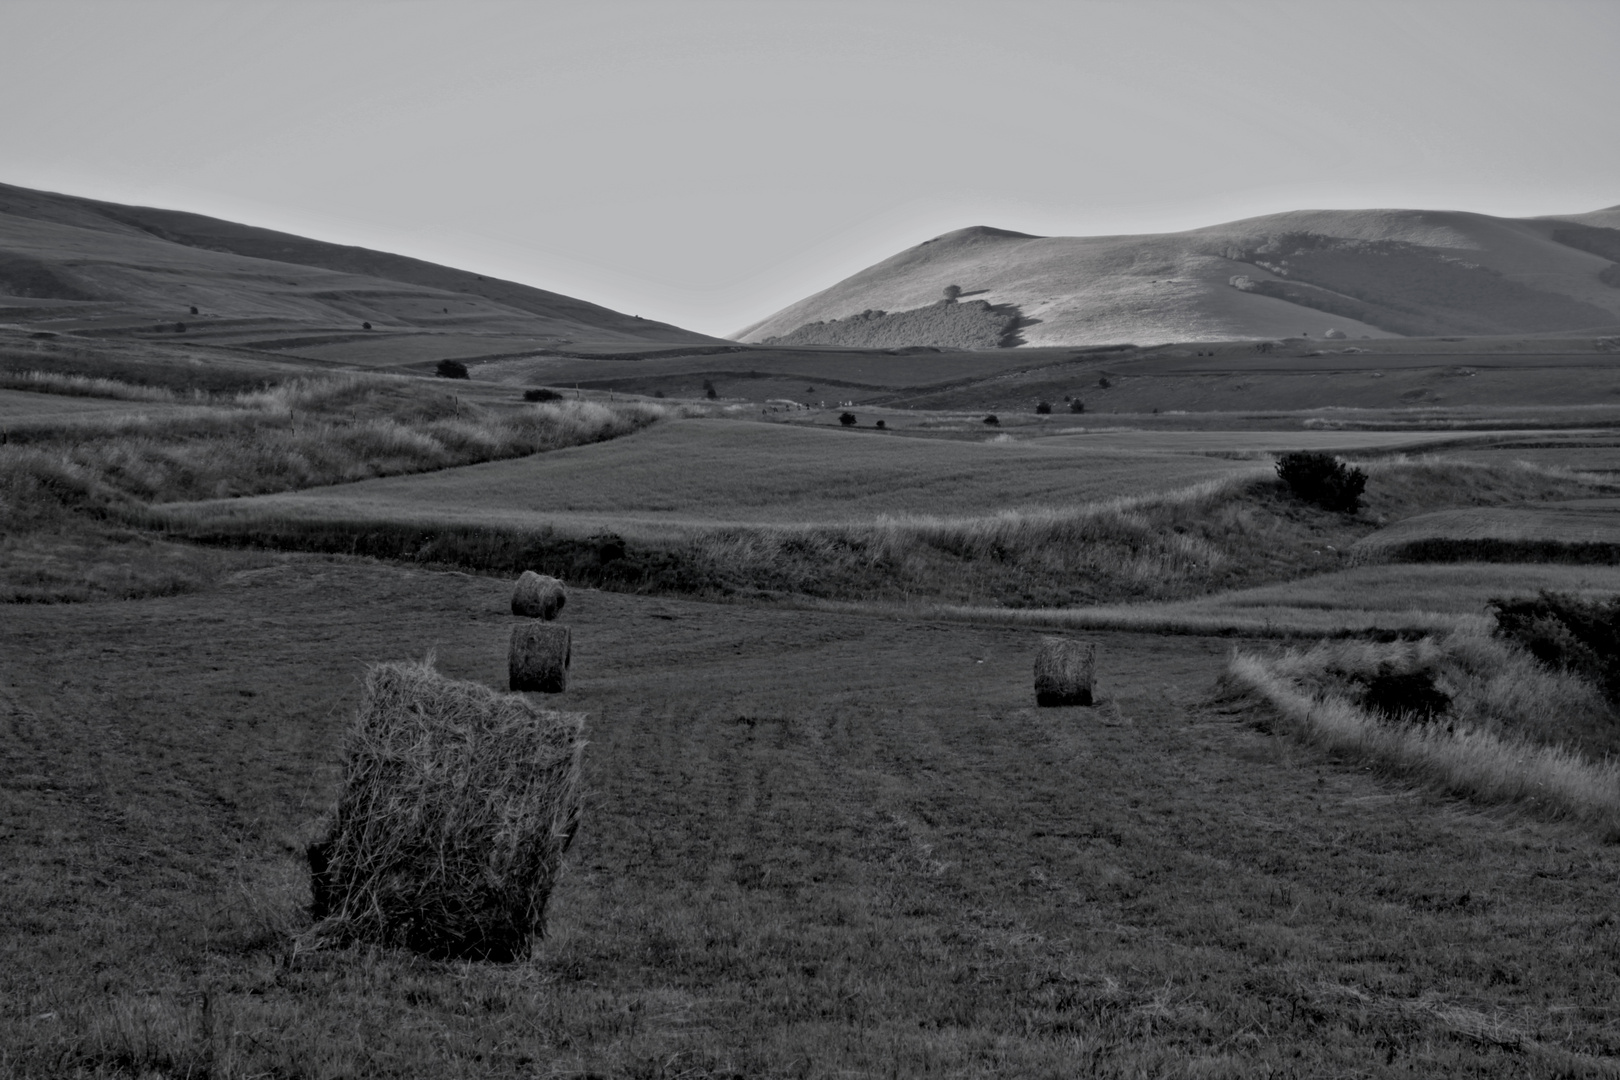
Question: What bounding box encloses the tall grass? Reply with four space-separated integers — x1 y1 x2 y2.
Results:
1224 631 1620 835
0 368 194 403
1 375 667 516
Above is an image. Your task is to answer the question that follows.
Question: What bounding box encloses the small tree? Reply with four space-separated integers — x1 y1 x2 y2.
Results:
1098 376 1111 389
838 411 857 427
1276 451 1366 513
189 305 198 315
1069 399 1085 414
1035 401 1052 415
875 419 886 430
437 359 471 380
983 414 1000 426
362 321 372 330
943 284 962 301
703 379 717 400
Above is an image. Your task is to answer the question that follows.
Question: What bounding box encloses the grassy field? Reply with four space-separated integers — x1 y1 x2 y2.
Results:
157 419 1264 532
6 559 1620 1078
9 323 1620 1076
1357 500 1620 550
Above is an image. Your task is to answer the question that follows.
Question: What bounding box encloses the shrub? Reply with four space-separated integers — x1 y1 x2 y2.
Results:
1489 591 1620 703
1069 399 1085 414
189 305 198 315
943 284 962 301
1275 450 1366 513
436 359 470 380
174 322 186 333
362 322 372 330
703 379 717 400
1359 669 1452 722
1035 401 1052 415
874 419 886 429
983 414 1000 426
523 388 563 402
1098 376 1111 389
838 412 857 427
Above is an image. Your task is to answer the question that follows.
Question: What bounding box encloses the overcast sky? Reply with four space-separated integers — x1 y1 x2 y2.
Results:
4 0 1617 337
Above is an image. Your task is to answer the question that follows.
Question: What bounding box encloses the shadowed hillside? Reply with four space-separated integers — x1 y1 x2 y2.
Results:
0 181 719 365
737 208 1620 347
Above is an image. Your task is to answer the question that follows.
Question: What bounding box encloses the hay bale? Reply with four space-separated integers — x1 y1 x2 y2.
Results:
512 571 566 620
1034 636 1095 707
308 658 585 960
510 622 571 693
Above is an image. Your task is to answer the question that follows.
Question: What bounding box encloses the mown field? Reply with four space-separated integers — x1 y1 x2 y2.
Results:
6 561 1620 1078
7 331 1620 1077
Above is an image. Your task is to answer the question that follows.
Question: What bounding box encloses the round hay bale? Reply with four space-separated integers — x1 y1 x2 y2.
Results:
510 622 571 693
1034 636 1095 707
512 571 566 620
309 658 586 960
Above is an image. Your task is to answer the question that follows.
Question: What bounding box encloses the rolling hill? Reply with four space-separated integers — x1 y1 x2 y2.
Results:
736 207 1620 347
0 181 719 367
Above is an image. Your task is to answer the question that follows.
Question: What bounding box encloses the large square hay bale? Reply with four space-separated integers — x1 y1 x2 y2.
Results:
512 571 567 620
1034 636 1096 707
510 623 571 692
308 658 586 960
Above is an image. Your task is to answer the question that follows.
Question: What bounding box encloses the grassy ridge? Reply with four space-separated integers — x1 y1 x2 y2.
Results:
151 458 1607 612
1224 631 1620 835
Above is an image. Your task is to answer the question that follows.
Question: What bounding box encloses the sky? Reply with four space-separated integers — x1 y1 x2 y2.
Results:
3 0 1617 337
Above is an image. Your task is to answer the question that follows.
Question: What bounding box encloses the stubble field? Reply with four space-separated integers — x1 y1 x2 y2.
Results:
6 330 1620 1077
5 560 1620 1078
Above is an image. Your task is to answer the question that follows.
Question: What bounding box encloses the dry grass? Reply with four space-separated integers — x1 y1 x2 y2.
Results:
1224 631 1620 835
310 658 585 960
0 368 194 403
1 374 666 524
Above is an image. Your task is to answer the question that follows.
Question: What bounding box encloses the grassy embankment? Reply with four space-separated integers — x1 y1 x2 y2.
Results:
1224 629 1620 837
0 370 667 601
152 423 1610 612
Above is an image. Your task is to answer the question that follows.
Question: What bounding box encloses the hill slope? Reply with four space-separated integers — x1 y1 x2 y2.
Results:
0 181 718 365
737 208 1620 347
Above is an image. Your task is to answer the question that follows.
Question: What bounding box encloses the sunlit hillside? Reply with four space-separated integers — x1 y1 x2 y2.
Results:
736 207 1620 347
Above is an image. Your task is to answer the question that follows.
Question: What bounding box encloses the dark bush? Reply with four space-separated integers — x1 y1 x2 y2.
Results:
1035 401 1052 415
174 322 186 333
983 415 1000 426
838 412 857 427
1069 399 1085 414
1489 591 1620 702
703 379 717 400
1276 450 1366 513
362 321 372 330
653 390 666 399
1358 669 1451 722
875 419 886 429
943 284 962 301
1098 376 1111 389
523 387 562 402
189 305 198 315
436 359 470 380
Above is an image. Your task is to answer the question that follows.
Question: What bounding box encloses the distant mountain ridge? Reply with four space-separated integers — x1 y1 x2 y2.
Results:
736 207 1620 347
0 181 717 353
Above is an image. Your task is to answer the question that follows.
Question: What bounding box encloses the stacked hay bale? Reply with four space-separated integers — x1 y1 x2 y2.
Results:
512 571 566 620
510 572 570 692
1034 636 1096 707
308 658 586 960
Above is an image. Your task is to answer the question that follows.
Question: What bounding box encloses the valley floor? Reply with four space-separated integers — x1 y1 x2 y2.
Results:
4 557 1618 1077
